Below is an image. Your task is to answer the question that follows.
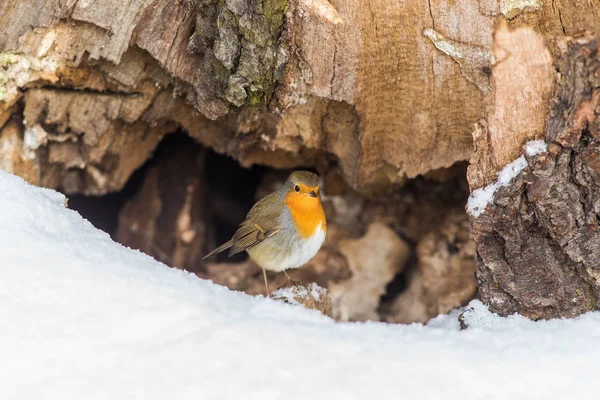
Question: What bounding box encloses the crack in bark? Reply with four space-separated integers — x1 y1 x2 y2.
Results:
427 0 436 31
330 35 337 98
36 85 143 97
426 0 436 118
552 0 567 35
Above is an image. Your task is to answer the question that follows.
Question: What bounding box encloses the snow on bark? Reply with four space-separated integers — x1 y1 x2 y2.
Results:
467 140 548 217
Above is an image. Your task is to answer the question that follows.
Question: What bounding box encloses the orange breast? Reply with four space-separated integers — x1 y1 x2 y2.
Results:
284 192 326 239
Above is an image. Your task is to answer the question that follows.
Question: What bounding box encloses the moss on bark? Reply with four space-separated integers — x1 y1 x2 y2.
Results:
188 0 287 111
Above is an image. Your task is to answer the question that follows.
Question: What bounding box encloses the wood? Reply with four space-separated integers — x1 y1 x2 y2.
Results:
330 222 410 321
116 141 209 272
470 33 600 319
388 211 476 324
272 281 333 317
467 22 554 189
2 0 597 195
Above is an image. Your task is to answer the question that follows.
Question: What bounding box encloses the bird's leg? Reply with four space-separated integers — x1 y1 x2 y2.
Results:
262 267 270 297
283 270 291 281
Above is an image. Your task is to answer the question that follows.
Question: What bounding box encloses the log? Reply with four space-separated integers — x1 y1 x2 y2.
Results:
468 33 600 319
2 0 600 323
2 1 597 195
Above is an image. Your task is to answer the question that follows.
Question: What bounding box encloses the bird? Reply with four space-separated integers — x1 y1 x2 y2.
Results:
203 170 326 297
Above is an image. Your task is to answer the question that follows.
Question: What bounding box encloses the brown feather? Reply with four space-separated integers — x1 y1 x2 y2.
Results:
202 240 233 259
204 192 283 259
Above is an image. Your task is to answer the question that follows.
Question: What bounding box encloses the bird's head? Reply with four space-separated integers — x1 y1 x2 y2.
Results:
281 170 325 237
281 170 322 206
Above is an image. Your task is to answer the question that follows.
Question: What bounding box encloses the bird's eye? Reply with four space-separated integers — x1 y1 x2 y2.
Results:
294 185 300 192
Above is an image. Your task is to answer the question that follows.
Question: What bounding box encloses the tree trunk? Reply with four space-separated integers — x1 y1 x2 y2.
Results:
1 0 599 321
469 33 600 320
3 0 596 195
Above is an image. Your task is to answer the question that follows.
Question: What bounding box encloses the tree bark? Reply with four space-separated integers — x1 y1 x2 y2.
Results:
469 33 600 320
2 0 597 195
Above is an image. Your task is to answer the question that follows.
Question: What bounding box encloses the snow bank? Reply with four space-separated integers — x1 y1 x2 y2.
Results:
1 170 598 400
468 139 548 217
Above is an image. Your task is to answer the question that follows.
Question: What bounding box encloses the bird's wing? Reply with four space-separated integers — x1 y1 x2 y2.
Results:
202 239 234 259
227 192 282 257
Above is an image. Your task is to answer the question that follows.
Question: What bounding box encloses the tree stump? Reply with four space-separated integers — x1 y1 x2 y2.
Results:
469 34 600 319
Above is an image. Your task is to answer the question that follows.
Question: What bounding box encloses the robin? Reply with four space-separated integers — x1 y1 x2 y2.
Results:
204 170 326 296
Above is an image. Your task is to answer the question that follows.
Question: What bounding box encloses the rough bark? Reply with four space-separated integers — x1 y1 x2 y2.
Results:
470 33 600 319
2 0 597 195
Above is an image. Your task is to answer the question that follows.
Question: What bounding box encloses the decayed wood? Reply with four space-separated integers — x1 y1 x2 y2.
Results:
470 34 600 319
2 0 597 195
116 141 209 272
0 117 40 183
272 281 333 317
281 0 488 189
467 22 554 189
388 211 476 324
21 87 175 194
329 222 410 321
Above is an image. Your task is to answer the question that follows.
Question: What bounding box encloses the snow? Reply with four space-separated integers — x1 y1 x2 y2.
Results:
468 140 548 217
1 169 600 400
467 155 526 217
272 282 326 305
525 139 548 157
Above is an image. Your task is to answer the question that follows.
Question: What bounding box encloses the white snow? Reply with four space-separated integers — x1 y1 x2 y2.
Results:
272 282 326 305
1 169 600 399
468 140 548 217
525 139 548 157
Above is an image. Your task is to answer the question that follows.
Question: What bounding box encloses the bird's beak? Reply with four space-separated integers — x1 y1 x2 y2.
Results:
309 190 318 198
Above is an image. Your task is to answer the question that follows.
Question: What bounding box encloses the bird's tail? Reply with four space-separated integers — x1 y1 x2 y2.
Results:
203 240 233 260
